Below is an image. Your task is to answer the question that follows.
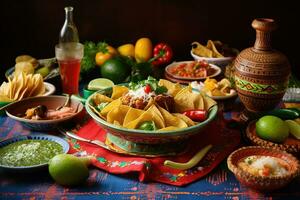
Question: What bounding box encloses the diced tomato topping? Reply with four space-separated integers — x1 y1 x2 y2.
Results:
144 84 152 93
169 61 211 78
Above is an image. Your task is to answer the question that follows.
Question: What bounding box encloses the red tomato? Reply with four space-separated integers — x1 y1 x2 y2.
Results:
144 84 152 93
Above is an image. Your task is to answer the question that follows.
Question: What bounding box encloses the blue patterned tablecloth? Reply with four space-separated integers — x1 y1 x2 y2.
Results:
0 113 300 200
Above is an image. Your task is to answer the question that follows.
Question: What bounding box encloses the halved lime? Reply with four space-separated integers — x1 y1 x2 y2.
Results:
285 120 300 139
87 78 114 91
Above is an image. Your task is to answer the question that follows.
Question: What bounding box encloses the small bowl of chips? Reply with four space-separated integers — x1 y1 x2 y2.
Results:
0 73 55 114
191 40 238 67
191 78 237 100
0 72 54 102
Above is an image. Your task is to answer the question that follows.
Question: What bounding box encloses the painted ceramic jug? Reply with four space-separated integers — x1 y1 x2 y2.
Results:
234 18 290 114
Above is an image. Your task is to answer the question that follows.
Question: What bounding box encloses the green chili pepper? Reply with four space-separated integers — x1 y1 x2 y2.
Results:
164 144 212 170
138 121 157 131
264 108 300 120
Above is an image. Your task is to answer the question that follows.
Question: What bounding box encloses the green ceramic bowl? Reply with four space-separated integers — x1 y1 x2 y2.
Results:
0 101 11 115
85 86 218 144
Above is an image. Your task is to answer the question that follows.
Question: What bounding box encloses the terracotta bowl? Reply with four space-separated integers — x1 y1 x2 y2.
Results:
246 120 300 156
4 95 84 131
227 146 300 191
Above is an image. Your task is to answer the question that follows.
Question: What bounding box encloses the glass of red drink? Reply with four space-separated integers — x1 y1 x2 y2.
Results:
55 43 83 94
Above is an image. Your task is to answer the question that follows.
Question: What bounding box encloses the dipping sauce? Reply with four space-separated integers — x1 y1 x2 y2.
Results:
238 155 289 177
168 61 216 78
0 140 63 167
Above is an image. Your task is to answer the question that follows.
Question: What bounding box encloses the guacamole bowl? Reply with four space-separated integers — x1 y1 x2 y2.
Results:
0 134 69 171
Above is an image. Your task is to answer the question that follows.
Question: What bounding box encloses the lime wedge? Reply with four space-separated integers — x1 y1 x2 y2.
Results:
87 78 114 90
285 120 300 139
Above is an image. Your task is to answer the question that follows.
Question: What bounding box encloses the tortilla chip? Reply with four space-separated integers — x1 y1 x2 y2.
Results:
24 74 34 98
158 106 187 128
113 120 121 126
191 41 213 57
174 87 197 113
107 105 130 125
204 78 218 91
32 74 45 96
111 86 129 99
88 104 106 120
173 113 196 126
123 107 145 126
219 78 231 87
124 112 153 129
101 98 122 116
0 95 13 102
14 73 25 100
194 92 205 110
18 86 29 100
93 93 113 105
158 79 182 96
207 40 223 58
144 97 155 111
203 95 217 110
211 89 224 96
146 105 165 129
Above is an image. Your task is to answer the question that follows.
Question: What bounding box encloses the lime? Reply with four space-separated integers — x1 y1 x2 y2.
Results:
285 120 300 139
87 78 114 91
256 115 289 143
48 154 89 186
35 66 51 77
101 58 130 84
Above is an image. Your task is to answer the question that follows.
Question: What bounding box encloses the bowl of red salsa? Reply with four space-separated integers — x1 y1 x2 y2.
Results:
165 61 221 80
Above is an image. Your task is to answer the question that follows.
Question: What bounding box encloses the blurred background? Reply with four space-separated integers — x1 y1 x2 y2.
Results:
0 0 299 81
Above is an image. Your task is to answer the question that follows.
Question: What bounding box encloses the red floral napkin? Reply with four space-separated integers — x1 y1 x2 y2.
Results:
68 116 241 186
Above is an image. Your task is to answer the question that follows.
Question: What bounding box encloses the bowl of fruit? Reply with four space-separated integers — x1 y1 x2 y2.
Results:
246 110 300 156
5 55 59 81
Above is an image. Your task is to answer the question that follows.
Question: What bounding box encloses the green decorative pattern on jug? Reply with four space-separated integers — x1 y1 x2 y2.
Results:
235 76 287 94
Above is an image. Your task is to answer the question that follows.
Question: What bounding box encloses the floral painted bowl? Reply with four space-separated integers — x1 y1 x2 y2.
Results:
227 146 300 191
85 86 218 144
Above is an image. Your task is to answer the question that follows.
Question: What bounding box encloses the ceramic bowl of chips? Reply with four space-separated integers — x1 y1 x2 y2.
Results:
191 40 238 67
4 95 84 131
0 72 56 115
227 146 300 191
191 78 237 100
5 56 59 81
86 77 218 144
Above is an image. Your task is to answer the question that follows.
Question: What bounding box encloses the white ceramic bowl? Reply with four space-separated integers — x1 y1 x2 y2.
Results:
43 82 56 96
191 50 235 67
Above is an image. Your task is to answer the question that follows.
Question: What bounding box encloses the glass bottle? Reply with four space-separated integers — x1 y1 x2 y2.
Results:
59 6 79 43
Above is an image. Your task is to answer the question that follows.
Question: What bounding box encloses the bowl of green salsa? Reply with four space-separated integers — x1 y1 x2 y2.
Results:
0 134 69 171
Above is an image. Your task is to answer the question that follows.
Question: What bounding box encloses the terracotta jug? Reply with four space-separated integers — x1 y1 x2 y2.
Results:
234 18 290 115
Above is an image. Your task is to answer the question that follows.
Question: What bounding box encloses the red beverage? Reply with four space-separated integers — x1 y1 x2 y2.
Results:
58 58 81 94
